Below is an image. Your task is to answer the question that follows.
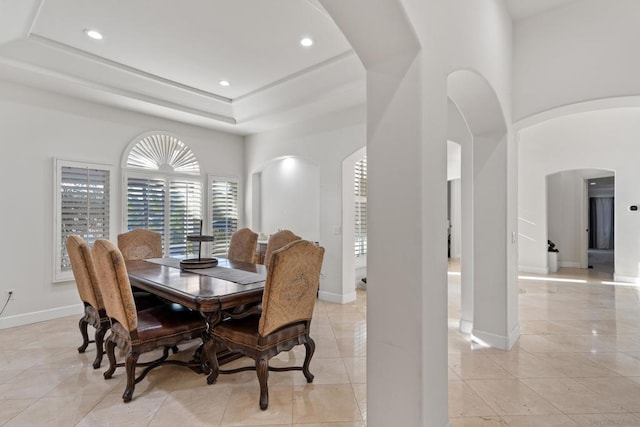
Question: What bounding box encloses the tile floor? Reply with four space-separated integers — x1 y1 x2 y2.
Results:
3 264 640 426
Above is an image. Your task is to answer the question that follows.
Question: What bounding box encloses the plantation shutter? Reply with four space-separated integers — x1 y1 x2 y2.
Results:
354 157 367 257
210 178 239 257
169 180 202 257
60 165 110 272
126 177 166 242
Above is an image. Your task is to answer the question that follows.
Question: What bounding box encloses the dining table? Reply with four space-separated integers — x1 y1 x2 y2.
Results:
125 257 267 368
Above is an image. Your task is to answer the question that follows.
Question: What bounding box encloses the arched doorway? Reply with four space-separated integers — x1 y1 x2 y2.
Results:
447 70 518 350
545 169 615 276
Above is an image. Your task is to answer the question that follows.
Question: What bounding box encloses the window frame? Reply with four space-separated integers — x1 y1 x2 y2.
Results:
53 158 116 282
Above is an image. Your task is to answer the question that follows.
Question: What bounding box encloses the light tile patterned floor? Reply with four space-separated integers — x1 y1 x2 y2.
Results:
3 264 640 426
448 263 640 426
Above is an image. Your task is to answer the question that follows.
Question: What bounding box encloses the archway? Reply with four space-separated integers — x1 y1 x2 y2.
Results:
546 169 615 275
342 147 367 296
447 70 518 349
517 102 640 283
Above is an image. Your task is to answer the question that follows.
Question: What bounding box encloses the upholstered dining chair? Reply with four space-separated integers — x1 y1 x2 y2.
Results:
227 227 259 263
206 239 325 410
117 229 162 260
66 235 110 369
117 228 164 302
92 239 206 403
263 229 301 267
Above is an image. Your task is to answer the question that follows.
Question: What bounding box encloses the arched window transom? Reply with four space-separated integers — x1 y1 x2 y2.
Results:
126 134 200 175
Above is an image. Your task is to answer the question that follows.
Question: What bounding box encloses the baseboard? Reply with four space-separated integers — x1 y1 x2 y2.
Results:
459 319 473 334
613 274 640 284
508 323 521 350
471 323 520 350
518 265 549 275
559 261 580 268
0 303 83 329
318 290 356 304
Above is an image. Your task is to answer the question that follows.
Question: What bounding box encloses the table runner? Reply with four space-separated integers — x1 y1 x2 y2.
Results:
146 258 266 285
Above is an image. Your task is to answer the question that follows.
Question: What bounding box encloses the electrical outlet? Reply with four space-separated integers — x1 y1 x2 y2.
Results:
6 289 14 300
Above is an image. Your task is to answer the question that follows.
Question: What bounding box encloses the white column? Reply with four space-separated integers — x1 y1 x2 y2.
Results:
471 133 518 349
460 137 474 334
320 1 448 425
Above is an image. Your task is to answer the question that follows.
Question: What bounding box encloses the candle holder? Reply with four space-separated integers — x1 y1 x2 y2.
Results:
179 220 218 269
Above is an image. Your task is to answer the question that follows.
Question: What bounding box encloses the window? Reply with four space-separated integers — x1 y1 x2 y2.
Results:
124 134 203 258
169 179 202 256
124 133 237 259
354 157 367 257
210 177 239 257
54 159 115 281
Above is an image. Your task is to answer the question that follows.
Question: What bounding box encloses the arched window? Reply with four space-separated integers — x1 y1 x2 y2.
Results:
124 133 237 257
126 134 200 174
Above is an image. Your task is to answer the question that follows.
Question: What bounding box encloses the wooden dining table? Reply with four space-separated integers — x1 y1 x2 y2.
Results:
125 257 267 367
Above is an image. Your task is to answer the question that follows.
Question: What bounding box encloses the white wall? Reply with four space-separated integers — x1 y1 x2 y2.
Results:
519 108 640 282
245 106 366 304
259 157 320 241
514 0 640 120
547 170 587 268
0 80 244 328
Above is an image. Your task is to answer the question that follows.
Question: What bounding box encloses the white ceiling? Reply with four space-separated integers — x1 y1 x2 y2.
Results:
0 0 365 134
0 0 580 135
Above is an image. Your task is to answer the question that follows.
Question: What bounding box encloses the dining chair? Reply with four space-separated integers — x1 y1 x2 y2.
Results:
205 239 325 410
227 227 259 263
263 229 301 267
66 235 110 369
117 229 162 260
117 228 165 303
92 239 206 403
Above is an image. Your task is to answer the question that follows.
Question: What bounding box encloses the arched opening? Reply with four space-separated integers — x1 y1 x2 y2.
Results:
447 70 517 349
546 169 615 276
342 147 367 295
518 103 640 283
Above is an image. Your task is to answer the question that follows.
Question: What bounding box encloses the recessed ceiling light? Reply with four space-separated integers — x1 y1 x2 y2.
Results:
84 29 103 40
300 37 313 47
219 80 230 87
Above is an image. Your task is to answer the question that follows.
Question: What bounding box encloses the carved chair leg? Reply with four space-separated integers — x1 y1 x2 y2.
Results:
103 340 117 379
256 356 269 410
92 323 107 369
205 339 219 385
77 317 90 353
123 351 140 403
302 337 315 383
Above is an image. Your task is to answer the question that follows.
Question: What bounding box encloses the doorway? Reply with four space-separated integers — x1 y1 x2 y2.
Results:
587 176 615 273
546 169 615 275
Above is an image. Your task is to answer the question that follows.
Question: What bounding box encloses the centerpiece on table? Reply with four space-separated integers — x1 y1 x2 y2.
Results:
179 220 218 269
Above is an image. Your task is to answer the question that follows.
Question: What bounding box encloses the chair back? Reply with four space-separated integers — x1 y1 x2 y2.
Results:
93 239 138 332
263 229 301 267
228 228 258 263
66 235 104 311
259 240 324 336
117 229 162 260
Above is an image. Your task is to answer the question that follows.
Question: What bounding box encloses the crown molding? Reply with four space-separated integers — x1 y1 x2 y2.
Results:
29 34 231 102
